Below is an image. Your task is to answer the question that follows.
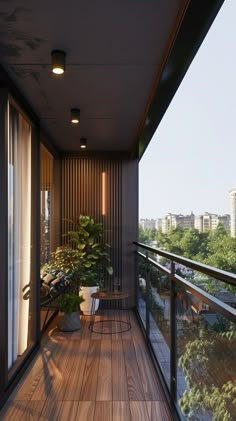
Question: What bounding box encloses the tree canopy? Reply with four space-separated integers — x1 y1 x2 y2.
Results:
139 223 236 274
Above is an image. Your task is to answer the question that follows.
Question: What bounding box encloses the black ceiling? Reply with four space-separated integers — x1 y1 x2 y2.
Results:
0 1 225 156
0 0 185 153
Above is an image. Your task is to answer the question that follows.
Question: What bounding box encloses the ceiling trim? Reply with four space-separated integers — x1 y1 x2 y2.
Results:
61 151 131 160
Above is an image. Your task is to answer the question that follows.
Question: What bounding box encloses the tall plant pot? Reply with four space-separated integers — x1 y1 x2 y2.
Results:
80 286 99 315
57 311 81 331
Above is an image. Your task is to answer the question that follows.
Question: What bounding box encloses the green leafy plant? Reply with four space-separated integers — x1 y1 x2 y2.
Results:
66 215 113 287
180 383 236 421
43 246 82 281
178 322 236 420
58 293 85 314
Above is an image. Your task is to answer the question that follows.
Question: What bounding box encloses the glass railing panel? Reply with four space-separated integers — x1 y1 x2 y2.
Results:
160 260 236 311
149 266 171 388
162 259 236 312
138 255 147 329
190 270 236 310
176 285 236 421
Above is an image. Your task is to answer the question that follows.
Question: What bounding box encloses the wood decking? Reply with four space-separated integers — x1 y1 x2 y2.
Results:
0 311 172 420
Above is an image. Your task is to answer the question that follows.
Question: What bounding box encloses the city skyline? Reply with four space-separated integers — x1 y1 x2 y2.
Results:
140 211 231 235
139 0 236 219
139 209 230 221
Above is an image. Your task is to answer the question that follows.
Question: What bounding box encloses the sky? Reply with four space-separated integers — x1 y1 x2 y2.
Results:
139 0 236 219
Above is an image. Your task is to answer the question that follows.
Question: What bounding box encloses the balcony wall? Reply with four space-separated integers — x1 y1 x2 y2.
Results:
61 157 138 307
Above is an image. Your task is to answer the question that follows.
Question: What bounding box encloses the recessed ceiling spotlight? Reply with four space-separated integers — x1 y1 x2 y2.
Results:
71 108 80 124
51 50 66 75
80 138 87 149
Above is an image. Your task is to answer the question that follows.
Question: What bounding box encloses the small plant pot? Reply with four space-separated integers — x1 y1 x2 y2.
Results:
57 311 81 331
80 286 99 315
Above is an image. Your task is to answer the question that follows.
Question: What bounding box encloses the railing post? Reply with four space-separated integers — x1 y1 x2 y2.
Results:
170 261 176 399
145 250 150 336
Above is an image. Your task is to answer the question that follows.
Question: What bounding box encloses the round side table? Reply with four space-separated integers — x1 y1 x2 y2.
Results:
89 290 131 334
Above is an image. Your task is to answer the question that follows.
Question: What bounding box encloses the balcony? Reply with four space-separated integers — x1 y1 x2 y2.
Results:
0 1 228 419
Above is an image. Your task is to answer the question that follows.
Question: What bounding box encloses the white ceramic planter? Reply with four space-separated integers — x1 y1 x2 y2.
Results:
79 286 99 315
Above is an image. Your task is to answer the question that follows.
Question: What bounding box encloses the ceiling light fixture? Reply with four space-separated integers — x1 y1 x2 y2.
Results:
71 108 80 124
80 138 87 149
51 50 66 75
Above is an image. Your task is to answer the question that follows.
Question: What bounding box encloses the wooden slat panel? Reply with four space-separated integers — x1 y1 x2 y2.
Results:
122 340 145 401
76 401 95 421
9 357 44 401
112 338 129 401
39 400 62 420
130 401 150 421
120 310 132 340
94 402 112 421
113 401 131 421
25 401 45 420
81 315 92 340
13 339 61 401
0 400 44 420
58 401 79 420
61 158 123 291
31 337 67 401
96 338 112 401
80 340 101 401
46 335 75 400
146 401 172 421
55 338 81 400
132 335 163 401
63 339 90 401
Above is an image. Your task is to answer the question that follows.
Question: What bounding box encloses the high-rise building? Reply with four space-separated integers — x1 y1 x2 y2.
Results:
229 189 236 237
139 218 157 230
195 212 230 232
218 214 230 231
161 213 195 233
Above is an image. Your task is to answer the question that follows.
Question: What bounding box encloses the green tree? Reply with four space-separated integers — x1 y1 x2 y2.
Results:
204 224 236 273
179 321 236 420
139 226 157 244
156 227 184 255
180 228 209 260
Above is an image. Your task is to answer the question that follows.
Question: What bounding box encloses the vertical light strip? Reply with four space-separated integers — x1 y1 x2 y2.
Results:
102 171 106 216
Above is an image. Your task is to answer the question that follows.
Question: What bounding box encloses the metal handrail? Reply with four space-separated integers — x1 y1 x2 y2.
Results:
134 241 236 287
137 251 236 323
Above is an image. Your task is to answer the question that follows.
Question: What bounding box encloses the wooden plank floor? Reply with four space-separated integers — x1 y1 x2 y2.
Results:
0 311 173 421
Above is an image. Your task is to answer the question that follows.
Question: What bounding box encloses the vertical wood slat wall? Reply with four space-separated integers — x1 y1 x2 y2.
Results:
62 158 123 287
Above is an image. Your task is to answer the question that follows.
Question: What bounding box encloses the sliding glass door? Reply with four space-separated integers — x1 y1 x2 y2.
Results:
8 103 34 372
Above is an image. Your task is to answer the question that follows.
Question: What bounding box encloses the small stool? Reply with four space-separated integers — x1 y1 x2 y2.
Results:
89 290 131 334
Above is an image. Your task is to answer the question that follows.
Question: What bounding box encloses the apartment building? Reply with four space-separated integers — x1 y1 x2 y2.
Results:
195 212 230 232
161 212 195 233
229 188 236 237
139 218 157 230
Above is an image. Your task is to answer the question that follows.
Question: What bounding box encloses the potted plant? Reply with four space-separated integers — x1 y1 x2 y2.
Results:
57 293 85 331
66 215 113 315
42 245 83 294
